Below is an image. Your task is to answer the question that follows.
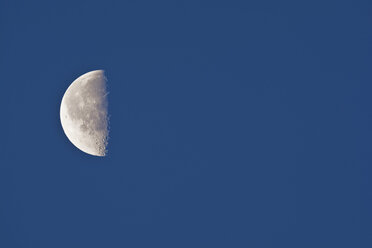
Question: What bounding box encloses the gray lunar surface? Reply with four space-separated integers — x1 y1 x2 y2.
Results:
60 70 109 156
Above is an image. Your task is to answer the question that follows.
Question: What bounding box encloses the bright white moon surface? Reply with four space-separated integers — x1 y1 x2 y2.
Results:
60 70 109 156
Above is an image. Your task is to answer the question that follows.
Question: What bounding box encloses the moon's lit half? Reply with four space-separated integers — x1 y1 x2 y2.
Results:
60 70 109 156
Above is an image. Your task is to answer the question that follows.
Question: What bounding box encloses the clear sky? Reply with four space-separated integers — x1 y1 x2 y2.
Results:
1 0 371 247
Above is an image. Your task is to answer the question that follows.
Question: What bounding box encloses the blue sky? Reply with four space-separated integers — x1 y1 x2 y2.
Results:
1 0 371 247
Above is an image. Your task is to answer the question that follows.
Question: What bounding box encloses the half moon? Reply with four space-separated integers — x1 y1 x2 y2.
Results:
60 70 109 156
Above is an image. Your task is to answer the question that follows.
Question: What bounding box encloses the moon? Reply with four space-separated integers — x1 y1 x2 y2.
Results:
60 70 109 156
